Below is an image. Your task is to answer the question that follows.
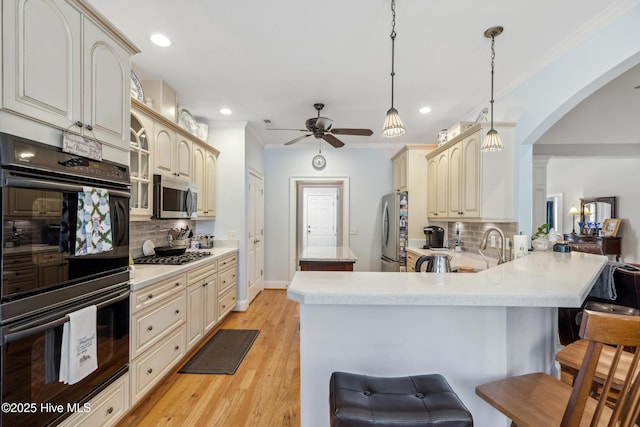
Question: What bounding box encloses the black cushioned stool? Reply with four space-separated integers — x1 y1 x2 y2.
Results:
330 372 473 427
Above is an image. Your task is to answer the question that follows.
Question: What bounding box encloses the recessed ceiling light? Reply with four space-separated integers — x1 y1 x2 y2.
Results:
150 33 171 47
220 108 232 115
419 106 432 114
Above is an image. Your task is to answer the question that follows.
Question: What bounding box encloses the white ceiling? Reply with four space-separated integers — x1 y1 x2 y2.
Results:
87 0 638 148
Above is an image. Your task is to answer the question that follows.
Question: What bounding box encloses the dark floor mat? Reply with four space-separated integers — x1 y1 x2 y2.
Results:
179 329 259 375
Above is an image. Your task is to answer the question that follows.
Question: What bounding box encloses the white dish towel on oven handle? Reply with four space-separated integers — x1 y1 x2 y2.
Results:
59 305 98 385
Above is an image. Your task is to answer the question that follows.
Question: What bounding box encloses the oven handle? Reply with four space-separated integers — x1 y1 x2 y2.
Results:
2 290 129 344
4 176 131 199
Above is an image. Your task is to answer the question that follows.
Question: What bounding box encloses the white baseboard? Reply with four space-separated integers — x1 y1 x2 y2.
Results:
265 280 289 289
233 298 249 311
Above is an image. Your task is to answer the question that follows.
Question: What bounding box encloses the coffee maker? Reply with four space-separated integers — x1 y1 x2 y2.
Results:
423 226 445 249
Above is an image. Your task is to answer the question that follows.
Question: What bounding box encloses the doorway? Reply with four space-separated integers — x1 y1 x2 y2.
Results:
248 170 264 303
288 177 350 280
302 187 338 250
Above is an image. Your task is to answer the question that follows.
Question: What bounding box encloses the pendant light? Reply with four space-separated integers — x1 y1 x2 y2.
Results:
481 26 504 152
382 0 405 137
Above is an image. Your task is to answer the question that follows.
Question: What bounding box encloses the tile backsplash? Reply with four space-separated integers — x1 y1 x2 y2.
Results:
446 222 519 257
129 219 195 258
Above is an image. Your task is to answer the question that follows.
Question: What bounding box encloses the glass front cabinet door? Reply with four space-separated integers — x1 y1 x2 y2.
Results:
130 112 153 220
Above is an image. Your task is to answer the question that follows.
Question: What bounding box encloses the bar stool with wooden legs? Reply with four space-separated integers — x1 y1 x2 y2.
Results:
476 309 640 426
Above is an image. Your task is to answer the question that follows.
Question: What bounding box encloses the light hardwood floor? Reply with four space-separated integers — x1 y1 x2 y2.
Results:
117 289 301 427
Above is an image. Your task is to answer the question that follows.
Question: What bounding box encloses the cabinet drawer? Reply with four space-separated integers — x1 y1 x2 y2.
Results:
187 260 217 282
58 372 130 427
218 253 237 270
219 286 237 319
131 326 185 404
131 274 185 313
406 251 418 272
218 265 237 295
131 292 185 358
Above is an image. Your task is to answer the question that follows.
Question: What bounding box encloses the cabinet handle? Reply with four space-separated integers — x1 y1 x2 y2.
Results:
147 325 153 331
75 121 83 128
107 407 114 414
147 368 153 374
85 124 93 131
148 294 153 299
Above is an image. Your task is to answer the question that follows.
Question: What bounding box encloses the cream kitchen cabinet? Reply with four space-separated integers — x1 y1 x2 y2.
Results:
58 372 130 427
1 0 138 151
391 145 436 240
217 253 238 319
130 99 220 221
130 110 153 220
193 145 218 218
426 122 515 221
426 150 449 219
155 123 192 179
130 273 186 404
186 261 218 351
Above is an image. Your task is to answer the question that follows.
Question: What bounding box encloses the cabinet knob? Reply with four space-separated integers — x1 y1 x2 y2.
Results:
85 124 93 131
148 294 153 299
175 282 180 287
175 309 180 314
75 121 83 128
175 345 180 351
147 325 153 331
147 368 153 374
107 407 114 414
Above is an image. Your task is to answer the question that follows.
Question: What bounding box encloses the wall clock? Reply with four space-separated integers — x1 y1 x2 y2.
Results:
312 154 326 170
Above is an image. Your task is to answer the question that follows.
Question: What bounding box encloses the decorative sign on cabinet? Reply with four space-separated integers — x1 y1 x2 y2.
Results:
1 0 139 161
426 122 515 221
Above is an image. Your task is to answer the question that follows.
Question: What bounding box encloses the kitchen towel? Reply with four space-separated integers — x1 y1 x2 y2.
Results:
589 261 623 300
75 187 113 255
59 305 98 385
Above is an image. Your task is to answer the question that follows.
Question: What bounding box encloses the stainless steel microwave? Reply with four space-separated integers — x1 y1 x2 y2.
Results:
153 174 198 219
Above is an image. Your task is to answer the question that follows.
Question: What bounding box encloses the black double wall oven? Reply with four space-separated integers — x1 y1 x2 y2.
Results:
0 133 130 426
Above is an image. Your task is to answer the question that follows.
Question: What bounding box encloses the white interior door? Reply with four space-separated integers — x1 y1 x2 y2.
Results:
248 172 264 303
303 188 338 249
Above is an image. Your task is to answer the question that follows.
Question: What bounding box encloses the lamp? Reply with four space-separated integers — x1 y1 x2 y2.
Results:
481 26 504 152
568 206 579 234
382 0 406 137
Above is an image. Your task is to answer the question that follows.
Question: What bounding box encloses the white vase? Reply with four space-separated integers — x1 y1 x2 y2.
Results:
532 236 549 251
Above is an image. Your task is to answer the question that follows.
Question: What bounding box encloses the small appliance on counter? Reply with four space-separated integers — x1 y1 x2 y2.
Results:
423 226 445 249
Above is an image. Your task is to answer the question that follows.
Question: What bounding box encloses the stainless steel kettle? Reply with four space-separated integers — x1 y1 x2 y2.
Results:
415 253 452 273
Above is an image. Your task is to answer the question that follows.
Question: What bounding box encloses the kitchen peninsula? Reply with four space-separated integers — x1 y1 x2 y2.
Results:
298 246 357 271
287 251 607 427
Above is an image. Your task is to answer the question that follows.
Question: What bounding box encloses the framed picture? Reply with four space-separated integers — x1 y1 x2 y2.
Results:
602 218 621 237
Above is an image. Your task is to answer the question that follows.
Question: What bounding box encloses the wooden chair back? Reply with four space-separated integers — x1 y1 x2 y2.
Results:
565 309 640 426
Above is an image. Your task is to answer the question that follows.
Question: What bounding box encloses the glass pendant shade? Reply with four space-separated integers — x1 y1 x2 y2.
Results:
382 107 406 137
481 128 503 152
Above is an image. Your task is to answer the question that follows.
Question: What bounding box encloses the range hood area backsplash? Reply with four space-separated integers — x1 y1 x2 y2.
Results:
129 219 197 259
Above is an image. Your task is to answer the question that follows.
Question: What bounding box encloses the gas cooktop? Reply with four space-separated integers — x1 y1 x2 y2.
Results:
134 251 212 265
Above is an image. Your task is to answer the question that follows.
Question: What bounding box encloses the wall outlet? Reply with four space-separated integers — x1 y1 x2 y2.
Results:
227 231 237 240
490 235 496 248
350 227 358 235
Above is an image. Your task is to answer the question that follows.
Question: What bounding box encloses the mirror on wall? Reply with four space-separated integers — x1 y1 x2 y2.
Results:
580 196 616 225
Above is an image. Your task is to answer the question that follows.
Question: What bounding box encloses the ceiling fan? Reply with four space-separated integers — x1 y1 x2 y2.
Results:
270 103 373 148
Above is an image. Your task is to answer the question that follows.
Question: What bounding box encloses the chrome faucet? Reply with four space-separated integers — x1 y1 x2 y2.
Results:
479 227 508 265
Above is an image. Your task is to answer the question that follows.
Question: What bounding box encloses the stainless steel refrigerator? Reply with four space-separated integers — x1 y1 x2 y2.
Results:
381 192 408 272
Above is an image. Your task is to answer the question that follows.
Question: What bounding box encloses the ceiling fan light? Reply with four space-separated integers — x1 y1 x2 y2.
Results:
481 128 503 152
382 107 406 138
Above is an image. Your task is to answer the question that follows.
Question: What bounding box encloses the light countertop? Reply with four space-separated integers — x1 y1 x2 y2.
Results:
298 246 357 262
406 246 498 270
130 247 238 291
288 250 607 307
